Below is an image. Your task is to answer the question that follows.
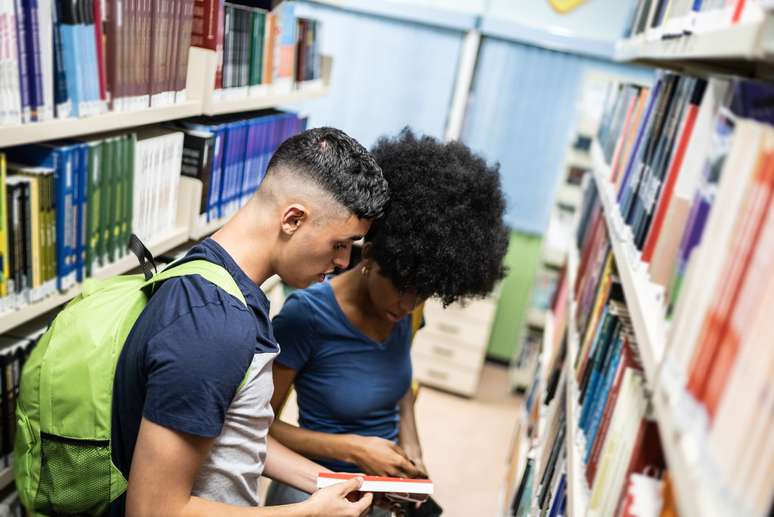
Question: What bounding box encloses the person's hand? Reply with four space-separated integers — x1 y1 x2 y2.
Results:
305 477 373 517
350 435 424 478
401 444 428 479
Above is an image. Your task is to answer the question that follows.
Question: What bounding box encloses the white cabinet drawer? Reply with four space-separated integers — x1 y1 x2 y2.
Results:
423 297 498 326
412 331 486 368
412 352 482 397
421 312 493 349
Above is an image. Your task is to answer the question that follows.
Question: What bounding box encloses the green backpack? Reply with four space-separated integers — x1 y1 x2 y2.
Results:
14 238 246 515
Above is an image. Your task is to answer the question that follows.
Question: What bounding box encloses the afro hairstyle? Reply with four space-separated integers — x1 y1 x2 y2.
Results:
366 128 509 306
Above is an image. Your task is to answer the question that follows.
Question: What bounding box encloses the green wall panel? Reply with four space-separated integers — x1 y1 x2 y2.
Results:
486 231 543 361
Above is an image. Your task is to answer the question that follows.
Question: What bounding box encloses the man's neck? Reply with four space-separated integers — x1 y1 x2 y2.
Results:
210 208 275 286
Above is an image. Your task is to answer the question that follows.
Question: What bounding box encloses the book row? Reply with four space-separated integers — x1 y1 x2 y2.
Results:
586 74 774 510
623 0 766 40
0 109 303 314
180 110 306 225
193 0 323 95
0 0 197 127
572 188 673 517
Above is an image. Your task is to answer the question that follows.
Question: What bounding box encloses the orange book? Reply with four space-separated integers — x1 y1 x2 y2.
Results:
608 92 638 182
686 152 774 401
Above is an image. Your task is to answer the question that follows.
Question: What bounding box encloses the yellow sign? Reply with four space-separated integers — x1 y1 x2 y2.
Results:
548 0 588 13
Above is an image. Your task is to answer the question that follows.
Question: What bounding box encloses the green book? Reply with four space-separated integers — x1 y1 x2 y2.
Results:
248 10 265 86
123 134 135 254
85 141 102 277
104 137 117 264
112 136 124 262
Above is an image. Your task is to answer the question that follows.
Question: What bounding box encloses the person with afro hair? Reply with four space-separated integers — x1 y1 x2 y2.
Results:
265 129 509 513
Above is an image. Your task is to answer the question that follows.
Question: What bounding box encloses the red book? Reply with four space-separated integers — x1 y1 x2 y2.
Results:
732 0 746 23
642 81 706 264
191 0 221 50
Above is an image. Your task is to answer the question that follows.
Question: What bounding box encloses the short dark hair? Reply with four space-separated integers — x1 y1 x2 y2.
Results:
367 128 509 306
267 127 389 219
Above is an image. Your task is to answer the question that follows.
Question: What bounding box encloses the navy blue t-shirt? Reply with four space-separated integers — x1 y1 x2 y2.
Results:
272 281 413 472
110 239 277 515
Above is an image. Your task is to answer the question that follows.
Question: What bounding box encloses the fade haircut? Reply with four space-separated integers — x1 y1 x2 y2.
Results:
266 127 389 219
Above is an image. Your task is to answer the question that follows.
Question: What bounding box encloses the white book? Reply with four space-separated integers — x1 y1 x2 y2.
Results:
316 473 433 503
37 0 53 121
1 0 22 126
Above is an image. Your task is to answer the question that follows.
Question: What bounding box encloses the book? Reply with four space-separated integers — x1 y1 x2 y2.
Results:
316 473 433 504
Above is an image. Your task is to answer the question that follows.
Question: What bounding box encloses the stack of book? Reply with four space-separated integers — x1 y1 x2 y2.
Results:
573 184 669 517
192 0 323 96
0 0 196 126
178 110 305 227
623 0 765 39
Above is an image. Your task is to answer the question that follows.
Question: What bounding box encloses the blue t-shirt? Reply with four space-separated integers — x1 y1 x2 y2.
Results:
111 239 277 515
272 281 413 472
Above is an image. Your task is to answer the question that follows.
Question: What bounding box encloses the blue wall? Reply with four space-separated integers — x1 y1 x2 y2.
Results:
461 39 651 234
291 2 465 148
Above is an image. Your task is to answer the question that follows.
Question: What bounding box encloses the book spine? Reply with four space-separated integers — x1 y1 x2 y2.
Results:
214 0 223 89
175 0 194 101
23 0 43 121
13 0 30 122
92 0 105 101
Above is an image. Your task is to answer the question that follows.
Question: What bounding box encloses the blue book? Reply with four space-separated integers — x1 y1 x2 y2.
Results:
6 144 77 291
22 0 44 120
13 0 31 122
547 474 566 517
585 336 624 462
71 142 88 282
233 120 248 209
83 3 100 107
181 119 227 222
51 0 70 117
59 8 80 117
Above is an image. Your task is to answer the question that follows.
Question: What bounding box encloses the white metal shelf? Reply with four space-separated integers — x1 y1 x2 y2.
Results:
0 101 202 148
203 81 330 116
0 226 190 336
564 245 590 517
589 142 666 382
615 12 774 79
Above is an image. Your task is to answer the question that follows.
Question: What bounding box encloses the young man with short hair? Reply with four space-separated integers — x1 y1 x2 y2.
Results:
111 127 390 517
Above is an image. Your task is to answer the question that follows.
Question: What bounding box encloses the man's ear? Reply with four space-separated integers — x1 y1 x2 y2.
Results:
280 204 308 236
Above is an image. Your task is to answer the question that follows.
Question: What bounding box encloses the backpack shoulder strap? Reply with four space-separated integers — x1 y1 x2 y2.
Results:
143 260 247 307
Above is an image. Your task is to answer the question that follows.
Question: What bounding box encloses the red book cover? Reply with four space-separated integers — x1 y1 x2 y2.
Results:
642 89 702 263
215 0 225 89
176 0 196 95
687 152 774 401
93 0 107 100
191 0 221 50
732 0 746 23
106 0 123 106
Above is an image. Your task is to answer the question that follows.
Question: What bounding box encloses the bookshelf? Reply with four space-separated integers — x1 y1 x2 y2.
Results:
615 12 774 79
584 141 743 517
0 47 332 147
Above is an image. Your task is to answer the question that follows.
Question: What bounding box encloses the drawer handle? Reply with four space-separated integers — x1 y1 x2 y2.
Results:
437 322 460 335
432 346 454 358
426 369 448 381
